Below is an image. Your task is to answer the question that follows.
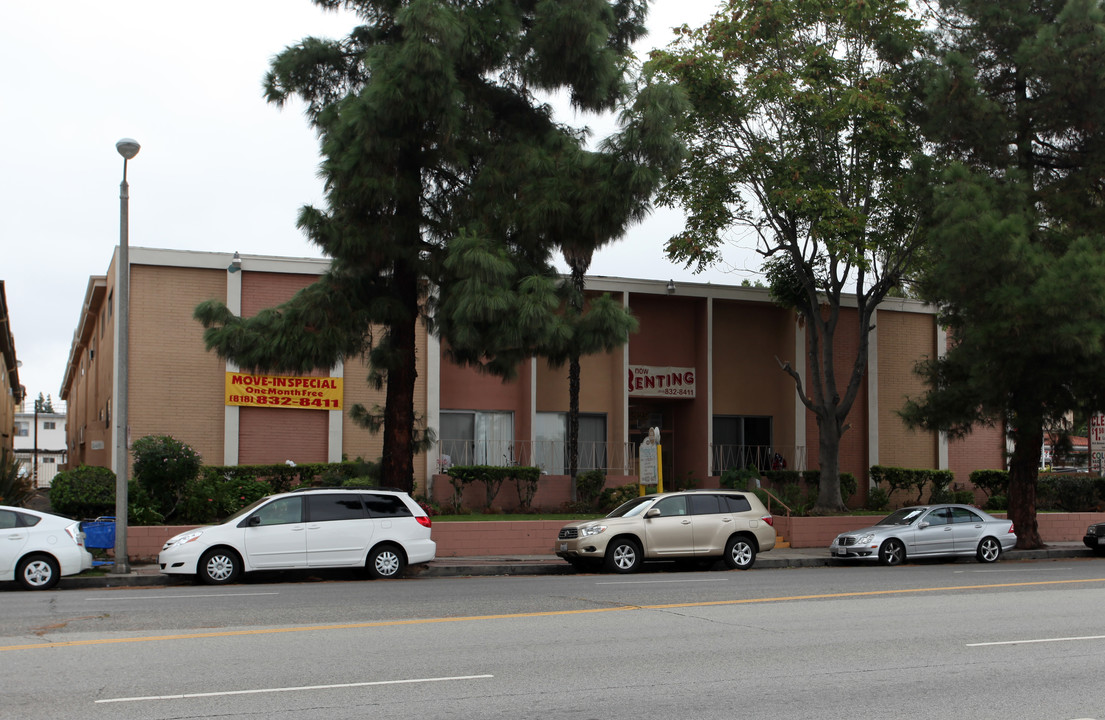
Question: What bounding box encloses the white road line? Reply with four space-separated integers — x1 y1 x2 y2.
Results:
87 592 280 601
96 674 494 703
596 578 729 585
968 635 1105 647
954 567 1072 574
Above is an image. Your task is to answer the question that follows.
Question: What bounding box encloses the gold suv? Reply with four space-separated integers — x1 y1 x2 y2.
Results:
555 490 776 573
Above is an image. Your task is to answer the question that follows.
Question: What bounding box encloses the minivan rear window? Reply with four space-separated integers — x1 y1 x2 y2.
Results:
365 494 413 518
308 494 366 522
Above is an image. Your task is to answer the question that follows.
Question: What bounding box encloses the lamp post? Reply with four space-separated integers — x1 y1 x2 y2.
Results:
112 138 139 574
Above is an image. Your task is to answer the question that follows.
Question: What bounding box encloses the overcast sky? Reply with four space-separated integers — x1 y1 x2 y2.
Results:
2 0 754 405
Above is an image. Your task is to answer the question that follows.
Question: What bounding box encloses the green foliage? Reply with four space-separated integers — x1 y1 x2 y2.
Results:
511 467 542 512
870 466 954 504
951 490 975 505
576 470 607 509
597 484 640 513
865 487 891 512
649 0 929 511
49 465 116 518
720 466 762 491
446 465 543 511
1037 473 1104 512
33 393 56 414
127 481 164 526
985 495 1008 512
969 470 1009 500
195 0 682 494
0 448 31 507
131 435 203 522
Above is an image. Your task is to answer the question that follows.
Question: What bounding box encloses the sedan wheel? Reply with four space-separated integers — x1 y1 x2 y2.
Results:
976 537 1002 563
17 554 60 591
878 538 906 567
199 549 241 585
724 535 757 570
604 539 641 574
368 544 406 579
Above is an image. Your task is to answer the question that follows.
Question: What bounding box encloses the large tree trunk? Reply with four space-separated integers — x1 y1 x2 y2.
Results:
1008 420 1044 549
814 412 847 512
380 262 419 494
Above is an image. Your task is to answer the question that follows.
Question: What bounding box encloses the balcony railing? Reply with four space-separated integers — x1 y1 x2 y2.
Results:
709 444 807 475
434 440 807 477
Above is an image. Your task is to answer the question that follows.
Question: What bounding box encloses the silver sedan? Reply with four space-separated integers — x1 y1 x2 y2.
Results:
830 504 1017 566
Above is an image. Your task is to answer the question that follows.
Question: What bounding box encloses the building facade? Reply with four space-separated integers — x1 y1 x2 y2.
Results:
61 247 1005 507
13 403 67 487
0 280 23 457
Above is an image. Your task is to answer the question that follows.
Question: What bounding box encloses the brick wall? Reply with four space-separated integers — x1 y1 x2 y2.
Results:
121 511 1104 562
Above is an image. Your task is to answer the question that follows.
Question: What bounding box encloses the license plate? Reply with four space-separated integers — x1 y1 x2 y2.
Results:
1098 537 1105 546
560 543 568 551
835 547 848 556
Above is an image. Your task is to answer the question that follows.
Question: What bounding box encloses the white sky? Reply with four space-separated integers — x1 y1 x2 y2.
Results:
2 0 756 404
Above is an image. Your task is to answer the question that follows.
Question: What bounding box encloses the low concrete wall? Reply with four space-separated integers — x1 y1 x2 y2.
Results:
120 511 1105 562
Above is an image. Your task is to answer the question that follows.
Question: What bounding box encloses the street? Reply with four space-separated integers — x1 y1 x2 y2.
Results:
3 558 1105 719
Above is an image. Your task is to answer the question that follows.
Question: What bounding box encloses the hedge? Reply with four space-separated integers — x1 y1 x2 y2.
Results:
870 465 954 504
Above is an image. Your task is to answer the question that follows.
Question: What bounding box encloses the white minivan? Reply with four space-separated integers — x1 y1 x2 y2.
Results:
158 487 435 584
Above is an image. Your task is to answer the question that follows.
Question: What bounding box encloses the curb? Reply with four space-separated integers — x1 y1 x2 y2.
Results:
57 544 1096 588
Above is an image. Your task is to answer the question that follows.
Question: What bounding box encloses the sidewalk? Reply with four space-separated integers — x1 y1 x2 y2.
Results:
59 542 1096 589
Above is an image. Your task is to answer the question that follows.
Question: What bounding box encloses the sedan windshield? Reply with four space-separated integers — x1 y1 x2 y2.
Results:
606 497 654 518
876 508 926 526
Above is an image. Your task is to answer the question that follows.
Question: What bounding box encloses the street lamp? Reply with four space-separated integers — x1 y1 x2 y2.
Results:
112 138 139 574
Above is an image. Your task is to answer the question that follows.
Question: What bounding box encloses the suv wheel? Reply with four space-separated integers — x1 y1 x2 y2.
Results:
604 538 641 574
724 535 757 570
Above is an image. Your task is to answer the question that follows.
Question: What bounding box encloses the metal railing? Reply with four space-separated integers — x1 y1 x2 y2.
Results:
435 440 637 475
710 445 807 475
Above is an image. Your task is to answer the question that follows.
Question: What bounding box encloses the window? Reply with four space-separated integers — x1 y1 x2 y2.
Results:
689 494 721 515
652 496 688 517
951 507 982 524
15 422 29 437
713 415 773 473
252 497 304 526
43 421 56 430
43 457 55 464
307 494 365 522
535 412 608 473
926 508 951 526
108 289 113 317
722 494 752 513
440 411 513 466
364 494 414 518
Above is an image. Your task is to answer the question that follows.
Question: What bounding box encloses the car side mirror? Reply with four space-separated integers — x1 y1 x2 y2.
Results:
248 515 261 527
918 521 929 529
645 508 661 519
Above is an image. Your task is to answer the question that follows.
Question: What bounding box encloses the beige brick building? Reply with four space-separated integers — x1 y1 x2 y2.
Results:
61 247 1005 507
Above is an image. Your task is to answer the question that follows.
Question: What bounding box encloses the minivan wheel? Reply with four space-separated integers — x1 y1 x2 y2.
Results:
604 538 641 574
17 554 60 590
976 537 1002 563
368 544 406 579
199 548 241 585
724 536 757 570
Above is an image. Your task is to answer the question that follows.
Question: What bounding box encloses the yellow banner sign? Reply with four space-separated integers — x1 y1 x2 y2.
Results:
225 372 342 410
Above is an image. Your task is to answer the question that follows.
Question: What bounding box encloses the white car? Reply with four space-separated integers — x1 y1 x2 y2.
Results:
1 506 93 590
159 487 436 584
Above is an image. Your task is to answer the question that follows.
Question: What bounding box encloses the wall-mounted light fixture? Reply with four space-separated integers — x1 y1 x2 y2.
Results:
666 279 676 295
228 251 242 273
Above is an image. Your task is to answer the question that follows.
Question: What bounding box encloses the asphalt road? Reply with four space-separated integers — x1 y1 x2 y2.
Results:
3 557 1105 719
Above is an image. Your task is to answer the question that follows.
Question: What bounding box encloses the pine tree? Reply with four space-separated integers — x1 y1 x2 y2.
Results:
902 0 1105 548
195 0 681 493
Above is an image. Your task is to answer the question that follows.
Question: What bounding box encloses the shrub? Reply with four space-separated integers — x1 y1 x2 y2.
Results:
721 466 762 490
50 465 116 518
597 483 640 512
1037 473 1099 512
576 470 607 508
952 490 975 505
865 487 890 511
969 470 1009 500
131 435 202 521
446 465 542 511
0 448 31 507
870 466 954 504
512 467 541 512
985 494 1008 511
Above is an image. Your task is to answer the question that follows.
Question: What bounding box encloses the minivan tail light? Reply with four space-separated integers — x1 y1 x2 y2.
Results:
762 515 774 527
416 516 432 528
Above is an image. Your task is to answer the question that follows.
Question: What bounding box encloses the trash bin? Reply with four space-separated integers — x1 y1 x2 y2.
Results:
81 517 116 549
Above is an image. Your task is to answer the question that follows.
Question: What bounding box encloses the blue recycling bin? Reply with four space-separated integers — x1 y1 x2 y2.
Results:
81 517 116 550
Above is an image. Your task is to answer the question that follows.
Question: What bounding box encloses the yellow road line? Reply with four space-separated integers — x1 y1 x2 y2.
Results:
4 577 1103 653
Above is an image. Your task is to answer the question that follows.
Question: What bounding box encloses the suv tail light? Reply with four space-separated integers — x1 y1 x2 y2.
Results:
761 515 774 527
416 516 432 528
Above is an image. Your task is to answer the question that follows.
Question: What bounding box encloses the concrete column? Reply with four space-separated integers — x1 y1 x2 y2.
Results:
223 263 243 466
